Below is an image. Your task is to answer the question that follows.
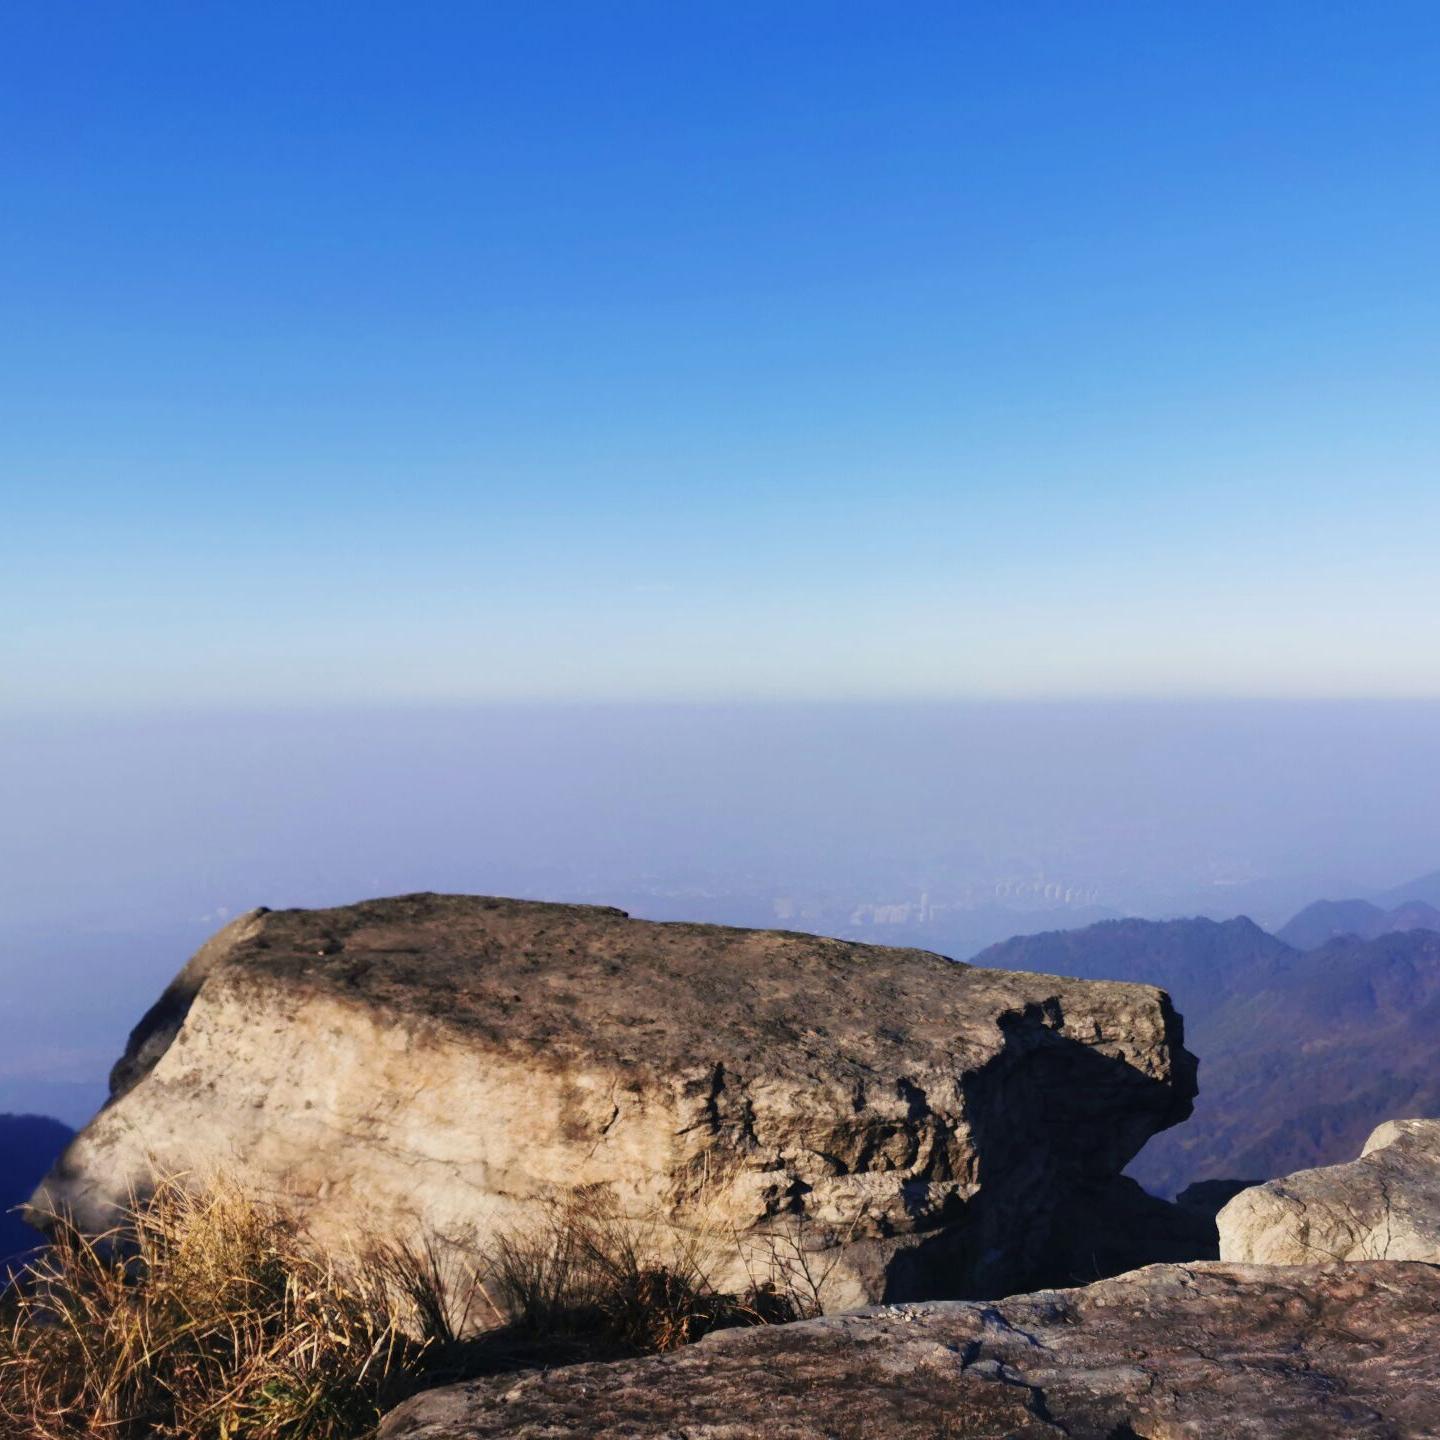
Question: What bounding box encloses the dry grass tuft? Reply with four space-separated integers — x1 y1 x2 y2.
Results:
1 1181 825 1437
485 1191 814 1355
0 1179 444 1440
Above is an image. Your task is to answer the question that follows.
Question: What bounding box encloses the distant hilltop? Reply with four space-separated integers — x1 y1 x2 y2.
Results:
977 909 1440 1195
1277 896 1440 950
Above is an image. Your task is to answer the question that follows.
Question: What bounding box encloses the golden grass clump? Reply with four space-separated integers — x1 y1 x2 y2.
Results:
0 1179 429 1440
486 1191 815 1355
1 1180 826 1438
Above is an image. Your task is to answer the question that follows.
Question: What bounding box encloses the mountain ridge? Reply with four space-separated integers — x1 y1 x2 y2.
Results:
977 915 1440 1194
1277 896 1440 950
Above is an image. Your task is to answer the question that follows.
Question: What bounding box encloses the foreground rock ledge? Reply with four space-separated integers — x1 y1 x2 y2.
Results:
379 1261 1440 1440
33 894 1195 1304
1220 1118 1440 1265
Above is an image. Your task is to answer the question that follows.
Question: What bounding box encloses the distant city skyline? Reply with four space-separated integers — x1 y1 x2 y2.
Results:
7 3 1440 707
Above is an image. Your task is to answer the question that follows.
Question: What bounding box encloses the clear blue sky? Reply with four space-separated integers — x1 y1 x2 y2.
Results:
6 1 1440 705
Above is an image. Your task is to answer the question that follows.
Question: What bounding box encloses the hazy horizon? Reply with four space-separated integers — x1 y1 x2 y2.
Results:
6 696 1440 1124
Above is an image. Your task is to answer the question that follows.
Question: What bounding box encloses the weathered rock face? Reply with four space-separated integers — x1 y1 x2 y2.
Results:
33 894 1196 1305
1218 1118 1440 1265
379 1261 1440 1439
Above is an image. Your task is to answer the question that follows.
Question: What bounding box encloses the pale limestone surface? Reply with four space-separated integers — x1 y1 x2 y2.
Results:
33 894 1196 1304
1218 1117 1440 1264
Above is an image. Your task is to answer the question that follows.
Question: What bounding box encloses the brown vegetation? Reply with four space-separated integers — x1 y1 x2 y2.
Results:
1 1179 429 1439
1 1180 822 1439
485 1191 816 1357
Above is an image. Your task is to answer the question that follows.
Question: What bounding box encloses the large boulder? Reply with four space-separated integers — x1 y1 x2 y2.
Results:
32 894 1196 1304
379 1261 1440 1439
1218 1117 1440 1264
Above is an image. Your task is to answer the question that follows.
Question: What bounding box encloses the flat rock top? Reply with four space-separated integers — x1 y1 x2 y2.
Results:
380 1260 1440 1439
197 893 1180 1080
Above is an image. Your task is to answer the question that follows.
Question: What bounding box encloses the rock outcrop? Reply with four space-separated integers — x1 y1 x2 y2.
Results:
32 894 1196 1305
980 917 1440 1197
1218 1117 1440 1264
379 1260 1440 1439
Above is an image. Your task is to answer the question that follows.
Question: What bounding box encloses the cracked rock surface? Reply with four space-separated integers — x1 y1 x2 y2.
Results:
378 1260 1440 1439
32 893 1195 1304
1219 1118 1440 1264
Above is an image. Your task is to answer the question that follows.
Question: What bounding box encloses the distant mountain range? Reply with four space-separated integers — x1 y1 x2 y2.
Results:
976 905 1440 1196
1375 867 1440 910
1 1114 74 1268
974 915 1290 1026
1276 897 1440 949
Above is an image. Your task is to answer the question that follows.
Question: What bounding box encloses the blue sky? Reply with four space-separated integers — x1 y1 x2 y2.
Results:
6 2 1440 705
